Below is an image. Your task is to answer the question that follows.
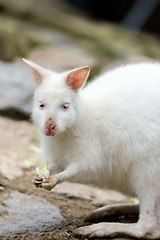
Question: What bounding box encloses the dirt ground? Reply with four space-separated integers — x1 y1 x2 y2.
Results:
0 170 92 240
0 167 138 240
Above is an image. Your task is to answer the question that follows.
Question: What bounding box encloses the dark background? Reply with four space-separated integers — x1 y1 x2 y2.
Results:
65 0 160 34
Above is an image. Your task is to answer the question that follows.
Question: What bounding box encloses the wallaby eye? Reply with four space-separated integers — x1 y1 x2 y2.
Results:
61 103 70 111
39 102 46 110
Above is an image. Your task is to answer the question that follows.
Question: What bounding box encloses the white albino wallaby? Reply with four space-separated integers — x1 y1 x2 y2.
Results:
23 58 160 239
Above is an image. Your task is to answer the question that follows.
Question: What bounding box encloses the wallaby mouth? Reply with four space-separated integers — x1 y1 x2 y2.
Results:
44 120 57 136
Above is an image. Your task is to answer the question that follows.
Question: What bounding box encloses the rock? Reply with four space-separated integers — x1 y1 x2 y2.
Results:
28 43 97 70
0 61 35 116
0 117 40 180
52 181 129 205
0 156 23 180
0 191 64 236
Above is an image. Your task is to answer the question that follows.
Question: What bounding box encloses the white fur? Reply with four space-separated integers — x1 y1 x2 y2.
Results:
31 61 160 238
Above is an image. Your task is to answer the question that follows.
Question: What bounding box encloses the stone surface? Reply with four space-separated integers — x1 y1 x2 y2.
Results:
28 43 97 71
53 181 129 205
0 116 40 180
0 61 35 115
0 191 64 237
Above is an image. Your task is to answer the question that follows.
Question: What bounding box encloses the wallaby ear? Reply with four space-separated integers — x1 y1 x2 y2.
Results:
66 66 90 90
22 58 48 85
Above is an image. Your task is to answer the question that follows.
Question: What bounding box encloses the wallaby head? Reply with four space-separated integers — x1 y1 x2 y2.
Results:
23 59 90 136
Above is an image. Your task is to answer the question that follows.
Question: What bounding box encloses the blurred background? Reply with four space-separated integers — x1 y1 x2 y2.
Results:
0 0 160 119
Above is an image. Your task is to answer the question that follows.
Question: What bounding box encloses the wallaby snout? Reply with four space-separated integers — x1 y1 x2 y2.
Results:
44 120 56 136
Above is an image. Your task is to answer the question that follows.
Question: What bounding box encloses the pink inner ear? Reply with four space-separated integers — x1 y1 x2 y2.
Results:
66 67 90 90
32 68 43 84
23 59 45 85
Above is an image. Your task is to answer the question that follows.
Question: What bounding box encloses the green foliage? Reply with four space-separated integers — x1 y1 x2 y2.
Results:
0 15 48 61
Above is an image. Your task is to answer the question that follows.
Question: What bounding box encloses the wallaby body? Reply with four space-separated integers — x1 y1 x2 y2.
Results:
24 59 160 239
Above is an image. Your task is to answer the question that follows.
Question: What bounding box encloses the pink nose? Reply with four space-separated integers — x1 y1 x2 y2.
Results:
44 120 56 136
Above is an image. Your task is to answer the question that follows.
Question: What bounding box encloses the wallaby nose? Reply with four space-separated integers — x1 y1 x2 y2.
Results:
44 120 56 136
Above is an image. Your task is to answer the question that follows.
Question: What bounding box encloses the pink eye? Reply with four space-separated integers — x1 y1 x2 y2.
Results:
39 103 46 110
61 103 70 111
